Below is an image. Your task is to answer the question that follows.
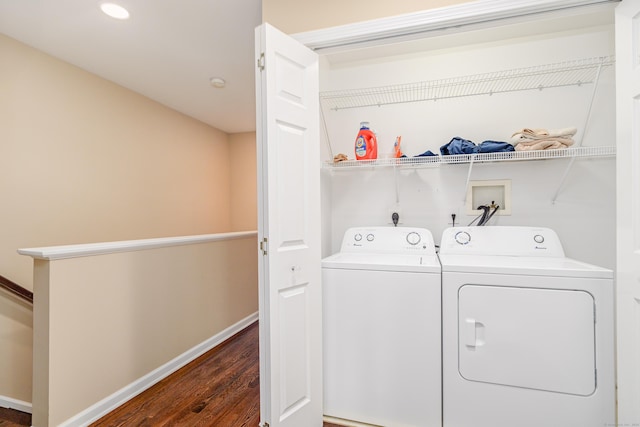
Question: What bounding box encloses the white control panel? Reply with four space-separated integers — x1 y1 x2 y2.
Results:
439 226 565 257
340 227 436 255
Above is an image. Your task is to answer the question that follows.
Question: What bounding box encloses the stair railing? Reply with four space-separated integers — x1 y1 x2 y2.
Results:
0 274 33 304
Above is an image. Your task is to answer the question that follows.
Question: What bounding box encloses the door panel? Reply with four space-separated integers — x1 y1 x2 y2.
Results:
279 284 310 418
256 23 322 427
276 123 307 248
616 1 640 424
458 285 595 395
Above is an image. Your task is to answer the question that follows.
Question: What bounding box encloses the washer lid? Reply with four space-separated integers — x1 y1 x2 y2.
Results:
438 253 612 279
322 252 441 273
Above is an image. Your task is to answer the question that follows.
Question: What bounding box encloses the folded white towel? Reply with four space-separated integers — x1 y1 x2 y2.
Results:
547 127 577 138
514 137 575 151
511 127 577 145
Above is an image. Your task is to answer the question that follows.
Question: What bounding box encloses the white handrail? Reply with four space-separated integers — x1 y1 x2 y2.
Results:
18 230 258 260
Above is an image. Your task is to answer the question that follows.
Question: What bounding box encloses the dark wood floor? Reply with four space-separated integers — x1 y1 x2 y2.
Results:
0 407 31 427
1 321 341 427
91 322 261 427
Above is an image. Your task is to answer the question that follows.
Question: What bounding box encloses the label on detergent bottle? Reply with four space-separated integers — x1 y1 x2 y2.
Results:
354 122 377 160
355 135 367 157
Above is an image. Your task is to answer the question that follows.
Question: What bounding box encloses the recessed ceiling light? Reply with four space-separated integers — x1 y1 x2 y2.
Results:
209 77 226 89
100 3 130 20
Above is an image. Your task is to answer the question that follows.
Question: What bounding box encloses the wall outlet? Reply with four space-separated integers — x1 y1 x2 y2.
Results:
466 179 512 215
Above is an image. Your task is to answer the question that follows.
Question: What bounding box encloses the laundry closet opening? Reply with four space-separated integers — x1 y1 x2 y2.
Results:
314 4 616 269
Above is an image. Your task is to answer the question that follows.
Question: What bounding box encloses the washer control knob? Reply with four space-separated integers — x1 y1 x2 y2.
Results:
406 232 421 245
534 234 545 244
366 233 375 242
354 233 362 242
455 231 471 245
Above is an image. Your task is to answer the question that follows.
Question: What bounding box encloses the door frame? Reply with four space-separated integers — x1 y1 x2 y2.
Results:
292 0 618 53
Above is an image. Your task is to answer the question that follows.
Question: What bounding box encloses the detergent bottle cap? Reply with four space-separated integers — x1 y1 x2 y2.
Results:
359 121 370 129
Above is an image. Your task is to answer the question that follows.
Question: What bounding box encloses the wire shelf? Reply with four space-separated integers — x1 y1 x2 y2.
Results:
324 146 616 170
320 56 615 110
326 155 441 170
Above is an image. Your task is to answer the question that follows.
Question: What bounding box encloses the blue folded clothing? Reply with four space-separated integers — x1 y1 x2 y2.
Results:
415 150 437 157
440 137 514 155
440 137 476 155
476 140 515 153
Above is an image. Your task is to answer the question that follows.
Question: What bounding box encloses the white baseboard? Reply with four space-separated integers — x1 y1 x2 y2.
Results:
58 312 259 427
0 395 32 414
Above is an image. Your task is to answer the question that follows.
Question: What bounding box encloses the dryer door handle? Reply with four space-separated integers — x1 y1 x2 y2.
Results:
464 318 485 348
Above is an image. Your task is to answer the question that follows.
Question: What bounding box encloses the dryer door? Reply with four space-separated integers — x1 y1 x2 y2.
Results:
458 285 595 395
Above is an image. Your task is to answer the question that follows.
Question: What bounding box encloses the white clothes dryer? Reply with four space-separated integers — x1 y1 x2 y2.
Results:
322 226 441 427
439 226 615 427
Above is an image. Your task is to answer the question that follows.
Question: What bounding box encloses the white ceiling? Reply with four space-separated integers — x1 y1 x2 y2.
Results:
0 0 262 134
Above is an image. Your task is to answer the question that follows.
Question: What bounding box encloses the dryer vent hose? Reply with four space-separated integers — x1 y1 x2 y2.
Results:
469 203 499 226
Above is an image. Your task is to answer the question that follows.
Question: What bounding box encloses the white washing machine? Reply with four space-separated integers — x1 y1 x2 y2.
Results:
439 226 615 427
322 226 441 427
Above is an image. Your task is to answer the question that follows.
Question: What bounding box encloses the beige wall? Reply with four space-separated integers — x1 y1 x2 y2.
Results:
31 236 258 426
262 0 471 33
0 293 32 406
229 132 258 231
0 34 232 290
0 33 257 405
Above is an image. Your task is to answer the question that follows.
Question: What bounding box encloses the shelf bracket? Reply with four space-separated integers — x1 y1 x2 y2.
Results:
462 156 475 204
393 161 400 206
320 100 334 161
551 58 605 204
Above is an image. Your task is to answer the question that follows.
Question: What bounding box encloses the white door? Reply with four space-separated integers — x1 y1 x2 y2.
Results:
615 0 640 425
255 23 322 427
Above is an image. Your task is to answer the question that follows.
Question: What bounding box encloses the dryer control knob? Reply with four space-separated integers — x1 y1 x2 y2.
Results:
406 232 421 245
534 234 545 244
455 231 471 245
366 234 375 242
354 233 362 242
